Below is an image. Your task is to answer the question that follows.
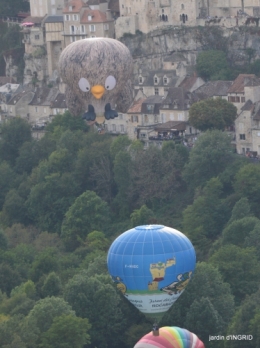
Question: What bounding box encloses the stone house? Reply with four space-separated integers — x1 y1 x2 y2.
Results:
193 80 233 101
28 87 60 123
50 92 68 116
104 112 128 135
136 70 180 98
45 15 66 80
5 88 35 120
29 0 65 17
62 0 115 46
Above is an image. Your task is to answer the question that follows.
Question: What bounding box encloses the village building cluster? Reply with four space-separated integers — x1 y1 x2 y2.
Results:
1 0 260 155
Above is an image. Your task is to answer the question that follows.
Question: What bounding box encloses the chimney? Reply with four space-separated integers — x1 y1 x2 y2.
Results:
106 9 112 20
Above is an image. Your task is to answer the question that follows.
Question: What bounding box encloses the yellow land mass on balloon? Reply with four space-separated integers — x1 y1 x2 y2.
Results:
150 258 176 281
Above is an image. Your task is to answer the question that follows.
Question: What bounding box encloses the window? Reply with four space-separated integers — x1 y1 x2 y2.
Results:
154 88 159 95
81 25 85 33
112 124 116 131
228 96 236 102
88 15 92 21
65 15 70 20
163 77 168 84
120 125 124 132
154 76 158 84
154 115 158 123
70 25 75 34
122 4 124 8
35 35 40 40
241 97 245 103
161 113 166 123
104 24 109 31
141 133 146 138
70 36 76 42
139 76 143 84
119 114 123 119
145 115 148 122
89 24 96 32
181 4 184 9
69 5 72 11
73 14 78 20
147 104 154 112
178 113 184 121
240 134 246 140
235 96 240 102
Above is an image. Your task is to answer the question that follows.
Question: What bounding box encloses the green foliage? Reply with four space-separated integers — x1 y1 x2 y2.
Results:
0 264 22 296
183 130 235 190
0 0 29 16
85 231 109 251
161 262 234 340
209 245 260 302
234 163 260 216
228 197 251 223
45 111 88 133
183 178 230 259
0 118 32 166
248 59 260 76
39 314 91 348
188 98 237 131
0 230 8 250
196 50 229 80
41 272 62 298
61 190 110 251
130 205 154 227
110 135 131 159
0 162 16 210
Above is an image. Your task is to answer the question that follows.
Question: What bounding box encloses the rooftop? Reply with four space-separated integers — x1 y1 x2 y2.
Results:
227 74 256 94
0 76 16 86
194 80 233 99
51 93 67 109
63 0 85 13
154 120 186 132
44 15 64 23
127 98 146 113
81 8 110 23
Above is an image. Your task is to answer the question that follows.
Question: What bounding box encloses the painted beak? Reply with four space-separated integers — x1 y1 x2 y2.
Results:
91 85 105 99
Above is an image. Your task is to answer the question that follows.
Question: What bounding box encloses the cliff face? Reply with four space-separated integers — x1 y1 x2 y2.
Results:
120 26 260 75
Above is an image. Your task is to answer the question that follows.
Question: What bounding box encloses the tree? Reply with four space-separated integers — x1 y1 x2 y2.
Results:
183 130 235 190
0 118 32 166
45 111 88 133
1 189 28 226
221 217 260 247
227 197 251 223
209 245 260 302
161 262 235 336
182 178 230 259
39 315 91 348
0 0 29 16
234 163 260 217
130 205 154 227
41 272 62 297
61 190 110 251
0 162 16 210
196 50 229 80
64 273 128 348
188 98 237 131
21 297 75 347
110 135 131 159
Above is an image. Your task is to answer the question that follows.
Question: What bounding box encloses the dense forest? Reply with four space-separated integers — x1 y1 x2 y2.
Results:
0 114 260 348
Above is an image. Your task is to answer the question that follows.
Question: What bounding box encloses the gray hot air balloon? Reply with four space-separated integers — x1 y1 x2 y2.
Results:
58 38 134 123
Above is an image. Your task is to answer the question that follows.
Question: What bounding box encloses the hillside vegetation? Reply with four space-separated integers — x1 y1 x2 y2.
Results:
0 114 259 348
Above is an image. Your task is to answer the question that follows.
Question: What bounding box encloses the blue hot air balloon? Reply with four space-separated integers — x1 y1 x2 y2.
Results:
107 225 196 321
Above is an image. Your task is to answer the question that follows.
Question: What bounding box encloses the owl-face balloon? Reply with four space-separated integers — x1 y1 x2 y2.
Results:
58 38 134 123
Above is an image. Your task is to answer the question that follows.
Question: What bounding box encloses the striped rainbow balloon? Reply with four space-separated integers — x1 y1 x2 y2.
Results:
134 326 205 348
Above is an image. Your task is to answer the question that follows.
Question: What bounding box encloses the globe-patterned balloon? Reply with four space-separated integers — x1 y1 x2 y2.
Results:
134 326 205 348
107 225 196 321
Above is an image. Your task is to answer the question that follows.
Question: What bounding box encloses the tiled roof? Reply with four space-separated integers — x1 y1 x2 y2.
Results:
241 99 254 111
88 0 107 5
7 88 32 105
227 74 256 93
178 76 200 91
141 95 164 114
81 9 110 23
161 87 196 110
154 121 186 131
63 0 85 13
136 70 179 87
51 93 67 109
22 16 44 24
127 98 146 113
45 15 64 23
194 80 233 99
29 87 59 106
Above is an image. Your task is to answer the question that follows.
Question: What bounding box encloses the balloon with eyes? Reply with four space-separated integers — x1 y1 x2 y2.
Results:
58 38 134 123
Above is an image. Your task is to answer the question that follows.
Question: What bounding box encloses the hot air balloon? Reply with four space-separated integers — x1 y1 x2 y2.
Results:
107 225 196 322
58 38 134 124
134 326 205 348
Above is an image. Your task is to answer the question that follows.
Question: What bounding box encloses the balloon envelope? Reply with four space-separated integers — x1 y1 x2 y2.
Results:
107 225 196 321
134 327 205 348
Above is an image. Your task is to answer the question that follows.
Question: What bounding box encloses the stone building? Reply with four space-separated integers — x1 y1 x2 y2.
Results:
50 92 68 116
62 0 115 46
116 0 260 37
29 0 66 17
